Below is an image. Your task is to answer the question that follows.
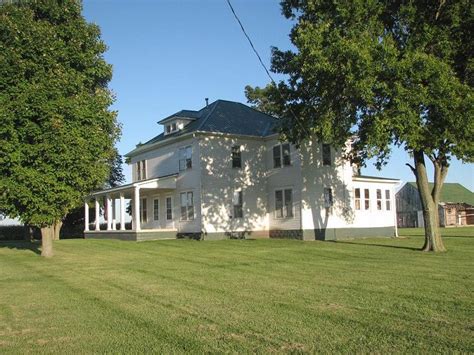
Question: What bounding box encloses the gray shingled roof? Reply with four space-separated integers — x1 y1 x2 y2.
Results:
126 100 279 157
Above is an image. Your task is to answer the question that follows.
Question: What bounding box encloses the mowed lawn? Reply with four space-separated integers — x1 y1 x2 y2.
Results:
0 228 473 353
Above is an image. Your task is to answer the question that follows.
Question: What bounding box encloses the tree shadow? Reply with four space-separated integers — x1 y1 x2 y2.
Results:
0 241 41 255
328 240 419 251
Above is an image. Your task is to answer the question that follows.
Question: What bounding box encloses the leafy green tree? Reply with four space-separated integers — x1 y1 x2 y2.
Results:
244 83 284 117
247 0 473 251
0 0 120 256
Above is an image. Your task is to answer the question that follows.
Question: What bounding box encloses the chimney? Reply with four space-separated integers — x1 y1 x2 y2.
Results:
205 98 209 107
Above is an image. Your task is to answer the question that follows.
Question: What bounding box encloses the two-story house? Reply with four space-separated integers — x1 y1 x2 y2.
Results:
84 99 399 241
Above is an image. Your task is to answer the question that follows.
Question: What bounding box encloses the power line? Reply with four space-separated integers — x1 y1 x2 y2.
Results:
225 0 311 138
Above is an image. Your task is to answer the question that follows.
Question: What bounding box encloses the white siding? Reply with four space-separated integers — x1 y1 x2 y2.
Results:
199 135 268 234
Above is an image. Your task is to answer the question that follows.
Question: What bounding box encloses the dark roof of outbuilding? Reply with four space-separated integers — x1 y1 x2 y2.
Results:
126 100 279 157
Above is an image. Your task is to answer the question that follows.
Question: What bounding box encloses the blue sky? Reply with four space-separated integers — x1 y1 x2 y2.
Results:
82 0 473 190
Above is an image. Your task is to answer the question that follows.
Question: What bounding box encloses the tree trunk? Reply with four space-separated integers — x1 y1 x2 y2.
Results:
40 226 54 257
412 150 447 252
52 220 62 241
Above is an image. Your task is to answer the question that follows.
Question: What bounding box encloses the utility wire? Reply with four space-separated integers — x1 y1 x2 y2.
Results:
225 0 311 138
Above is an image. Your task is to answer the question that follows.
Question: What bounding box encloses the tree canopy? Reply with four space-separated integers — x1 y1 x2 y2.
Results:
246 0 473 251
0 0 120 256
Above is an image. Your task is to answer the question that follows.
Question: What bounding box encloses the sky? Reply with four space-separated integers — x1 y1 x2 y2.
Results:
82 0 473 191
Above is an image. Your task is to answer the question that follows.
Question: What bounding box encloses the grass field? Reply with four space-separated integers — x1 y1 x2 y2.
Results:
0 228 473 353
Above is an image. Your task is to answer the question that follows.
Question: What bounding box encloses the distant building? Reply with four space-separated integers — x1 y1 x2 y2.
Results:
396 182 474 227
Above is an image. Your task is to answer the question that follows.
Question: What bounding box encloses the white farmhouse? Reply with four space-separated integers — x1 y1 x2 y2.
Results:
84 100 399 241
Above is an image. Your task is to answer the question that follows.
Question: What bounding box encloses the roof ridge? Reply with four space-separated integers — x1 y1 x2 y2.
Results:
196 100 221 131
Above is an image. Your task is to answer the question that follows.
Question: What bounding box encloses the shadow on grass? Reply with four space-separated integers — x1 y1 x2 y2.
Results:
0 241 41 255
328 240 420 251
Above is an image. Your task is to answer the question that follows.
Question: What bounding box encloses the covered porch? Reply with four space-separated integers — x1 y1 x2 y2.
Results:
83 174 178 241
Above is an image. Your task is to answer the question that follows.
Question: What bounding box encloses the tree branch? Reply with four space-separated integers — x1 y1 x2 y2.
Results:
406 163 416 176
435 0 446 20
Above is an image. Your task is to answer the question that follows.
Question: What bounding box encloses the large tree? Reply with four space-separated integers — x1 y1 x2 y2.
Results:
246 0 473 251
0 0 120 256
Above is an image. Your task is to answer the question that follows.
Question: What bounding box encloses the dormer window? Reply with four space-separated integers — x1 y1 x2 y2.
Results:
165 122 180 135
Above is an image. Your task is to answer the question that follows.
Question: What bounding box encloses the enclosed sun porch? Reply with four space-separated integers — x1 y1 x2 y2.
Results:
83 174 178 241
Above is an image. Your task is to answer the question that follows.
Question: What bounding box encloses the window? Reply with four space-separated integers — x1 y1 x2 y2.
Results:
273 143 291 168
166 125 171 134
324 188 333 208
140 198 147 223
273 145 281 168
166 197 173 220
166 123 178 135
275 189 293 218
385 190 391 210
233 190 243 218
376 189 382 210
153 199 159 221
171 122 177 132
179 146 192 171
180 192 194 221
354 188 361 210
322 144 331 166
136 160 146 181
364 189 370 210
282 143 291 166
232 146 242 168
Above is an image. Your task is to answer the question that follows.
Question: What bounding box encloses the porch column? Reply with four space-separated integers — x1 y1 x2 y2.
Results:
84 200 89 232
111 198 117 230
95 198 100 231
120 193 126 230
133 186 141 232
106 195 112 231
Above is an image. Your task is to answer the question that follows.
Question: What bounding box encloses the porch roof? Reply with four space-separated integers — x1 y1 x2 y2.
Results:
87 173 178 199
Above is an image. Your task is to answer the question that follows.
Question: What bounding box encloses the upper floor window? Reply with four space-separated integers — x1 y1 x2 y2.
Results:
136 160 146 181
179 146 192 171
275 188 293 218
324 188 333 208
232 146 242 168
165 122 178 135
273 143 291 168
180 191 194 221
385 190 391 210
233 190 243 218
322 144 331 166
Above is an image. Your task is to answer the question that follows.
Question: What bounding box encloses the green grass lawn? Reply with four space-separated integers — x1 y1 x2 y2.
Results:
0 228 473 353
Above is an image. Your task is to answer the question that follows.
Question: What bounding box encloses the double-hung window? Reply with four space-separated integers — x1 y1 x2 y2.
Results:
322 144 331 166
354 188 361 210
364 189 370 210
180 192 194 221
140 198 147 223
179 146 192 171
153 199 159 221
136 160 146 181
385 190 391 210
232 146 242 168
324 188 333 208
273 143 291 168
376 189 382 210
166 197 173 220
233 190 243 218
275 188 293 218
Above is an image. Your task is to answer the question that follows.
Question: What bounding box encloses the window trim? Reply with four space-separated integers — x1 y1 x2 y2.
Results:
166 196 173 221
376 189 382 211
179 145 192 171
140 197 147 223
274 187 294 219
322 144 331 166
385 189 391 211
354 188 361 210
232 190 243 219
231 145 242 169
153 198 159 221
180 191 194 221
273 143 291 169
364 188 370 210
